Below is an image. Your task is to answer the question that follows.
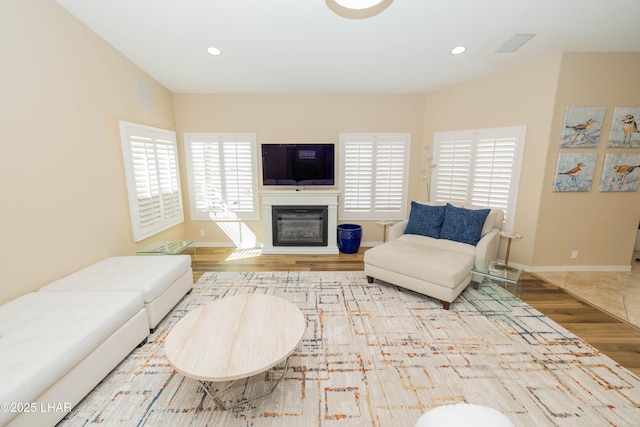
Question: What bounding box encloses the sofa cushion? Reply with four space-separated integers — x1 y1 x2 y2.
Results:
0 291 144 409
440 203 490 246
40 255 191 303
404 202 445 238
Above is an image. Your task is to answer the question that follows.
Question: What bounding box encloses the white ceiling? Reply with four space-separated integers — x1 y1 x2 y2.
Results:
56 0 640 94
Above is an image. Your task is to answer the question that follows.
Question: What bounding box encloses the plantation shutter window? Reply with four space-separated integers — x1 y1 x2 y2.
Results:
431 135 473 204
432 126 525 232
119 121 184 242
184 133 259 221
472 133 518 209
342 138 374 214
340 133 410 220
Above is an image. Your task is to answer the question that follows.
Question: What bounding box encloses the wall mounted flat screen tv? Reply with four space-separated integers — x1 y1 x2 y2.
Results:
262 143 335 186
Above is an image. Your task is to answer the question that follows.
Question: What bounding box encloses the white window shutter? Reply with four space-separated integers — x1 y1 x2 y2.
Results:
340 133 410 220
432 135 473 204
471 135 517 211
374 137 407 213
188 136 223 217
156 136 182 220
185 133 258 221
223 140 255 214
432 126 525 232
119 121 184 242
342 138 374 214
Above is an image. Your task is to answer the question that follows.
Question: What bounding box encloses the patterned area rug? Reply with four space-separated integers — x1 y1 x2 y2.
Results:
60 271 640 426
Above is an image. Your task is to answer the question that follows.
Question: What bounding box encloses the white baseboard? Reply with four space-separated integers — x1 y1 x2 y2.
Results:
526 265 632 273
195 241 381 250
482 259 633 273
194 242 252 248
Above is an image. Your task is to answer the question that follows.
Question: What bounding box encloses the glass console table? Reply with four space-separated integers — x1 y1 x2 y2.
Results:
137 241 197 271
471 260 523 297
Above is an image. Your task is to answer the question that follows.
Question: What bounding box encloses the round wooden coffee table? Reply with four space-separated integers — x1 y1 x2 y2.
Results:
165 294 305 409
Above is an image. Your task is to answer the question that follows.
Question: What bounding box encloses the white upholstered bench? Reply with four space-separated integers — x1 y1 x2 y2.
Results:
39 255 193 330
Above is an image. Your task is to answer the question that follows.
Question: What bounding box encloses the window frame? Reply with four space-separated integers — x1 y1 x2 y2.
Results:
183 133 259 222
431 126 526 232
339 133 411 221
119 121 184 242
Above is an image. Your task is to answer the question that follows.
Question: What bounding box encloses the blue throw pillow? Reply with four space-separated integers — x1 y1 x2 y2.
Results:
440 203 490 246
404 202 445 238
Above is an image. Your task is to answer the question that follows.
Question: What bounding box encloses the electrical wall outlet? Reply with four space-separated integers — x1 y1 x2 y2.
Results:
200 229 205 237
571 250 578 259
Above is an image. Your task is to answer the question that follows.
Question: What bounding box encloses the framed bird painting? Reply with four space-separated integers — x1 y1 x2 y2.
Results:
560 106 605 148
553 152 597 192
607 107 640 148
599 152 640 192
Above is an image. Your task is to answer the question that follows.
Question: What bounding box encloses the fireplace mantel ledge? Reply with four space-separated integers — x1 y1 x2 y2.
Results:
260 189 341 197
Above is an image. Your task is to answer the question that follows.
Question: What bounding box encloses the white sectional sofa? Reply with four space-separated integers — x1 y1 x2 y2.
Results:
365 202 504 309
0 292 149 427
40 255 193 330
0 255 193 427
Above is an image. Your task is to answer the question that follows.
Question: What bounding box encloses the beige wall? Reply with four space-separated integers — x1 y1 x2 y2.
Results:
173 94 427 245
0 1 181 304
533 53 640 268
422 54 563 266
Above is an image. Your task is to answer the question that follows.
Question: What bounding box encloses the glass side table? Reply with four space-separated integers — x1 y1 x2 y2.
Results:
137 241 197 271
471 260 523 297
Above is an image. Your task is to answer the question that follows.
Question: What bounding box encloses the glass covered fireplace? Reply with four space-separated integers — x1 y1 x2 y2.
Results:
272 205 328 246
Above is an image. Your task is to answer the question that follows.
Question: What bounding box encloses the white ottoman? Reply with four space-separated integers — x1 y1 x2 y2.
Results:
415 403 515 427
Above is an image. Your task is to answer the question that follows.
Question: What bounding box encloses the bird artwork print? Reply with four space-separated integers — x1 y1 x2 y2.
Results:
613 164 640 184
565 118 597 145
554 153 596 192
621 114 639 146
559 162 584 182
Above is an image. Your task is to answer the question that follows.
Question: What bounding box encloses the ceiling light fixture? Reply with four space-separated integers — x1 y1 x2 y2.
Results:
326 0 393 19
450 46 466 55
206 46 222 56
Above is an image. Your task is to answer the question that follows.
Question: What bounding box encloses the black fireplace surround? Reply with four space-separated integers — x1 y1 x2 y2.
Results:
272 205 328 246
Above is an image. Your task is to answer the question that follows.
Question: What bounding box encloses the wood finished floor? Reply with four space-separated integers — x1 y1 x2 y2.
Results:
193 247 640 376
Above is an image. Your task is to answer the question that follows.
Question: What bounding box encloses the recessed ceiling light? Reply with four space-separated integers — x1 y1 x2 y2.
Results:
206 46 222 56
450 46 466 55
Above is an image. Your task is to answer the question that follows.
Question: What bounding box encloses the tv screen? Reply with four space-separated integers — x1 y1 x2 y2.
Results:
262 144 335 186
